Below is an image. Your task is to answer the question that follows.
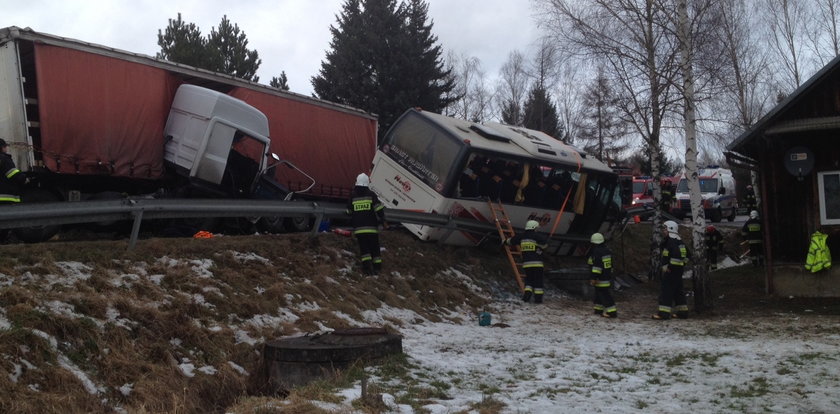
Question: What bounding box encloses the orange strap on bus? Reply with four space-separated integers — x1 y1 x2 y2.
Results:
548 146 584 239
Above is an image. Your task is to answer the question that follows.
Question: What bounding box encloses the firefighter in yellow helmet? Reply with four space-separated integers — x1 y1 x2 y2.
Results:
505 219 548 303
653 220 689 320
346 173 386 275
588 232 617 318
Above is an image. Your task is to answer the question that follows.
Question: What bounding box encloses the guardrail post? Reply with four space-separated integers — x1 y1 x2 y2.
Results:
128 210 144 250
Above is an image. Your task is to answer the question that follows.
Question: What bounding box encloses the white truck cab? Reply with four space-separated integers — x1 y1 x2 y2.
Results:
674 167 737 222
163 85 274 196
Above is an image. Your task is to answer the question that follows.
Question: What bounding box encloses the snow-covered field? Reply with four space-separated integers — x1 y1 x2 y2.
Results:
333 294 840 414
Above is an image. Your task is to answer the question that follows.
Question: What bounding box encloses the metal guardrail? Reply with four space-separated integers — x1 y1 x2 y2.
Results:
0 198 595 250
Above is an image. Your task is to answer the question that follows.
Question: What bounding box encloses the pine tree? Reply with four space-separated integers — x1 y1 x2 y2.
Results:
312 0 454 140
157 14 261 82
522 85 562 139
576 68 628 162
156 13 209 67
206 16 261 82
270 72 290 90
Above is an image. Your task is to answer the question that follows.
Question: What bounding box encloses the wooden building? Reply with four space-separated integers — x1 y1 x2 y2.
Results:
727 57 840 297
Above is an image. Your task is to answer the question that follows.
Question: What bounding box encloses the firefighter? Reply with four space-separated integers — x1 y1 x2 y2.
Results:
347 173 386 275
744 185 757 213
660 180 674 213
653 220 689 320
505 220 548 303
742 210 763 267
705 225 724 270
0 138 24 242
588 232 617 318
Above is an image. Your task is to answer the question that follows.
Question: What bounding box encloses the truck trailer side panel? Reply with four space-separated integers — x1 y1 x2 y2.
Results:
34 44 178 178
230 88 377 197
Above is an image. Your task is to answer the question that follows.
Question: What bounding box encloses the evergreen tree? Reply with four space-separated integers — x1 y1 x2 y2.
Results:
156 13 209 67
206 15 261 82
522 85 562 139
270 72 290 90
312 0 455 141
575 68 628 162
157 14 261 82
628 146 681 176
501 99 523 126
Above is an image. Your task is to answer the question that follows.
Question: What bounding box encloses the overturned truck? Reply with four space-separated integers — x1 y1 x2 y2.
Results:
0 26 377 241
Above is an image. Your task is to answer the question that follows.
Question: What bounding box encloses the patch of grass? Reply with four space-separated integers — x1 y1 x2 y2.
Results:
729 376 770 398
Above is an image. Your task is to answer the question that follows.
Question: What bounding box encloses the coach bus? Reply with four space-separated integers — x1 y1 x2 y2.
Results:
369 108 622 256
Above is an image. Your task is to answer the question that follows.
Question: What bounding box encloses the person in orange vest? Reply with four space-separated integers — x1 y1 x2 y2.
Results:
347 173 386 275
588 232 617 318
505 220 548 303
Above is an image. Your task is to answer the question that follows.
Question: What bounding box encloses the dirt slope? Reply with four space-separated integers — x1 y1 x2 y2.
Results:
0 225 835 413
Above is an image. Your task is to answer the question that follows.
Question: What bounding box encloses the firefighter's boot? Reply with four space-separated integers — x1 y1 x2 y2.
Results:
522 289 533 303
361 260 374 276
372 260 382 275
534 293 544 304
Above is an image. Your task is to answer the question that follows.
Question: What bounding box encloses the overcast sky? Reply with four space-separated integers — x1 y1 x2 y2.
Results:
0 0 544 95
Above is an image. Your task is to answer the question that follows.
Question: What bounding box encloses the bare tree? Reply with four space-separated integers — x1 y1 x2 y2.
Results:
496 50 529 125
576 66 629 161
528 37 562 91
763 0 812 90
444 51 493 122
808 0 840 66
536 0 682 278
554 60 587 144
715 0 772 132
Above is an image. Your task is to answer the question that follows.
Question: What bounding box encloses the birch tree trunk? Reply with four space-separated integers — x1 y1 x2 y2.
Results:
678 0 712 312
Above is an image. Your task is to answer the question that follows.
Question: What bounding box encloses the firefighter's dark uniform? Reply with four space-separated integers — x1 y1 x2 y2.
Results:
347 186 385 275
742 217 763 267
588 244 617 317
705 228 724 270
0 147 23 242
661 184 673 213
744 188 757 212
656 235 689 319
506 230 548 303
0 150 23 204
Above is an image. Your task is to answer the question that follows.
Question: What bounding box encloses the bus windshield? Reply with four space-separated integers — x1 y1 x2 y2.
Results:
382 112 464 193
677 178 719 193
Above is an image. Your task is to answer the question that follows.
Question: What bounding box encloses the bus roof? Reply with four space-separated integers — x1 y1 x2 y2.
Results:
414 109 613 174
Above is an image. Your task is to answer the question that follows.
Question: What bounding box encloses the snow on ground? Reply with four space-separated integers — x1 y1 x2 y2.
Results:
338 296 840 414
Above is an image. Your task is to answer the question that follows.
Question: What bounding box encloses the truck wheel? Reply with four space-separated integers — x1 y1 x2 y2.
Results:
257 216 285 234
87 191 125 227
13 189 62 243
284 216 312 232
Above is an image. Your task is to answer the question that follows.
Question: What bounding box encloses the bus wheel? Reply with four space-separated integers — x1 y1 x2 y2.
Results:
284 216 312 232
13 188 62 243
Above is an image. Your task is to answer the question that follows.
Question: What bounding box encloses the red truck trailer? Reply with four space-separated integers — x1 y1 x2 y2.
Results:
0 26 377 240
